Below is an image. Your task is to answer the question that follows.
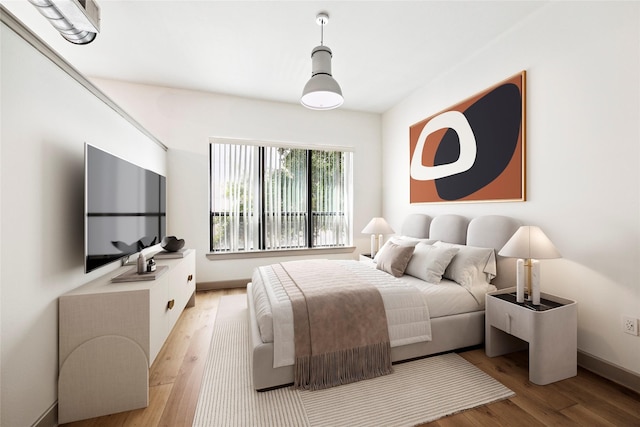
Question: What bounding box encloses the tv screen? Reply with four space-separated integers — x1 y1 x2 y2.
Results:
85 144 166 273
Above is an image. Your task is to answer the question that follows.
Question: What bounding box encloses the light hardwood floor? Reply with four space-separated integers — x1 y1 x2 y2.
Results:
63 288 640 427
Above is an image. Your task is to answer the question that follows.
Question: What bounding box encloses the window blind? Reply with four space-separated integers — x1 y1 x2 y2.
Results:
210 141 352 253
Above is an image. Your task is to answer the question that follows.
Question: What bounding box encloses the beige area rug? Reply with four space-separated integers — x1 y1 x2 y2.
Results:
192 294 514 427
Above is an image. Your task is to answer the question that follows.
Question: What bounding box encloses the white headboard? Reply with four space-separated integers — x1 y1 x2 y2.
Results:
400 214 521 289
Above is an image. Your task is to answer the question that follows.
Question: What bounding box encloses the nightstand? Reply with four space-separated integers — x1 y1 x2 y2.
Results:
485 287 577 385
359 253 375 267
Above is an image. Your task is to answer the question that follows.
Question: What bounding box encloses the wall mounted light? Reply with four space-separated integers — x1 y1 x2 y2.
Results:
301 12 343 110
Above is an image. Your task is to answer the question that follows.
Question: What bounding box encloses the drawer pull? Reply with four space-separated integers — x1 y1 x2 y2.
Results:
167 299 175 310
187 274 193 282
505 313 511 334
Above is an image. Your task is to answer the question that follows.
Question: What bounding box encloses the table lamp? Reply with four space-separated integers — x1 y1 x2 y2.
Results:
362 217 395 258
498 226 561 304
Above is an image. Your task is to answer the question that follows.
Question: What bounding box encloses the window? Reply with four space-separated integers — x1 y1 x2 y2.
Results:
210 140 353 253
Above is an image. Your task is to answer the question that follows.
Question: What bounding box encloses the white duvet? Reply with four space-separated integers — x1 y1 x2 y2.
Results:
400 275 496 318
251 260 433 368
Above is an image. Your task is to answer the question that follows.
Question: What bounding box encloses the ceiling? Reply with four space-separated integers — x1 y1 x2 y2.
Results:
1 1 546 113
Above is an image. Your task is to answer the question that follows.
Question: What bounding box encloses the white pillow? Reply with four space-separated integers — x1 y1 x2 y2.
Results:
375 242 415 277
433 241 496 289
374 236 437 262
405 242 459 283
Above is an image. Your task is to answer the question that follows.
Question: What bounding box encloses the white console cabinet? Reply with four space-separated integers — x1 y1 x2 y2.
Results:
58 249 196 424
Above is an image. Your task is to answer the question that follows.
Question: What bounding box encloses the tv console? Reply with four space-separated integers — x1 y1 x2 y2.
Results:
58 249 196 424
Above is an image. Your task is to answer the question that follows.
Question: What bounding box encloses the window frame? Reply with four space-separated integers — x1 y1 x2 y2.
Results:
208 138 354 257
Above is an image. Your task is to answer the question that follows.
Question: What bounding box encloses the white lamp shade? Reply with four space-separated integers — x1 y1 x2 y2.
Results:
361 217 395 235
301 45 343 110
498 226 561 259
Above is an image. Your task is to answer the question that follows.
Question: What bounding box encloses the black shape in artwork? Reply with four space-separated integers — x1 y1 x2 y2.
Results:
434 83 521 200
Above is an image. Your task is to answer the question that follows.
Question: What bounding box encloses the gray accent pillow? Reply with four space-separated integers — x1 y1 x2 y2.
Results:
375 242 415 277
405 242 459 283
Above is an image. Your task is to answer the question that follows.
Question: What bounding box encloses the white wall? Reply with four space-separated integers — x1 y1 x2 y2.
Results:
0 23 166 426
90 78 382 285
382 2 640 376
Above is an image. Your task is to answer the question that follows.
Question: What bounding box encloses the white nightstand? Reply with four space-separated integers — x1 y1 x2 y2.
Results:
359 253 375 267
485 287 577 385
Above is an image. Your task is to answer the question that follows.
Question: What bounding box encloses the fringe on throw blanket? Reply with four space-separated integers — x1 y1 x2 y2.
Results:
295 342 392 390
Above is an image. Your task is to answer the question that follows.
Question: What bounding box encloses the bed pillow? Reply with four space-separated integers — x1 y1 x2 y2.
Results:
433 241 497 289
375 242 415 277
374 236 437 262
404 243 460 283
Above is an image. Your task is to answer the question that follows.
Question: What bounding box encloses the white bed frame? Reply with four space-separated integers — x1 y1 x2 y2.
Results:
247 214 521 390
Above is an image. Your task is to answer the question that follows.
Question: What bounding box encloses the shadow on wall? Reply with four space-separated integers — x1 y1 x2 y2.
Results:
40 140 85 277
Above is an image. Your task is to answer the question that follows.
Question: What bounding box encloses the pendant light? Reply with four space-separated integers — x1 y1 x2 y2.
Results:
301 13 344 110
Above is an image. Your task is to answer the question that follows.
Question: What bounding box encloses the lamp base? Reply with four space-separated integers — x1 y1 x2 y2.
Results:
531 259 540 305
370 234 377 258
522 258 541 305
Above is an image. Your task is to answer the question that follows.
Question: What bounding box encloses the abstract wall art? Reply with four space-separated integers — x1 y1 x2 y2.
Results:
409 71 525 203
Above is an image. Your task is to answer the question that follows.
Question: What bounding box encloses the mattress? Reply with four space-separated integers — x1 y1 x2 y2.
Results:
251 260 435 368
252 262 493 344
251 259 493 352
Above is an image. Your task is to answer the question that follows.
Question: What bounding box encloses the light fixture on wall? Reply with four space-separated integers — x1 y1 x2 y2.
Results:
362 217 395 258
301 12 344 110
28 0 100 45
499 226 562 304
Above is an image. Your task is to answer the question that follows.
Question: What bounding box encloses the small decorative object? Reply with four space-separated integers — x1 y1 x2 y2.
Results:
136 252 146 274
147 258 156 273
499 226 561 304
161 236 185 252
361 217 395 258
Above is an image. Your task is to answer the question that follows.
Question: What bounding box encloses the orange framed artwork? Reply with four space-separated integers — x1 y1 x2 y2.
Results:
409 71 525 203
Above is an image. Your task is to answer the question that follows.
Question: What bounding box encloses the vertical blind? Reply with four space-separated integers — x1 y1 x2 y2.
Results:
210 143 259 251
210 141 353 252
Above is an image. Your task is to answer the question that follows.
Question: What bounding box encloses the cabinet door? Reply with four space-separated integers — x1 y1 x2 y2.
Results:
167 252 196 330
60 290 150 366
149 275 170 365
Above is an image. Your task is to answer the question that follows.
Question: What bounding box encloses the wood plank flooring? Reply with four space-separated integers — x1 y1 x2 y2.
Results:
62 288 640 427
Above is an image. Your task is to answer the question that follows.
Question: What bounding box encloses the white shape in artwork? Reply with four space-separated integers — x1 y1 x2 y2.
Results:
410 110 477 181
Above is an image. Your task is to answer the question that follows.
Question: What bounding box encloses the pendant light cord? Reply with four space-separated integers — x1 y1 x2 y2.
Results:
320 20 324 46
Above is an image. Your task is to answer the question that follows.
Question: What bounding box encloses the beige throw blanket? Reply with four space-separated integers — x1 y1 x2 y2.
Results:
274 260 392 390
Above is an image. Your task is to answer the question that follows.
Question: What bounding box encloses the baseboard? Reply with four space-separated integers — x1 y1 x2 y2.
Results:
197 279 249 291
578 350 640 394
33 402 57 427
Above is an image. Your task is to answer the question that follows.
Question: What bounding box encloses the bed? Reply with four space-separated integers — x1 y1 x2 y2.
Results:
247 214 521 390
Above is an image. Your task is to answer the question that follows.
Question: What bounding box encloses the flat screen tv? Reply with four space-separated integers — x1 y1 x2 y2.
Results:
85 144 166 273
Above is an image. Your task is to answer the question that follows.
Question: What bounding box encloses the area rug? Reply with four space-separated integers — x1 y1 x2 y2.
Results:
192 294 514 427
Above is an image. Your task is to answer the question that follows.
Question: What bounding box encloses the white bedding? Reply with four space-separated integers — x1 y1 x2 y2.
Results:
251 260 433 368
400 275 496 318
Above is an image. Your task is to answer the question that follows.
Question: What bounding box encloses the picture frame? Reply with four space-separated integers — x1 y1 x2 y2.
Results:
409 71 526 204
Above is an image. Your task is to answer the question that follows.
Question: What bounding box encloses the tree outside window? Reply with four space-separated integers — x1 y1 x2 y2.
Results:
210 141 353 253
